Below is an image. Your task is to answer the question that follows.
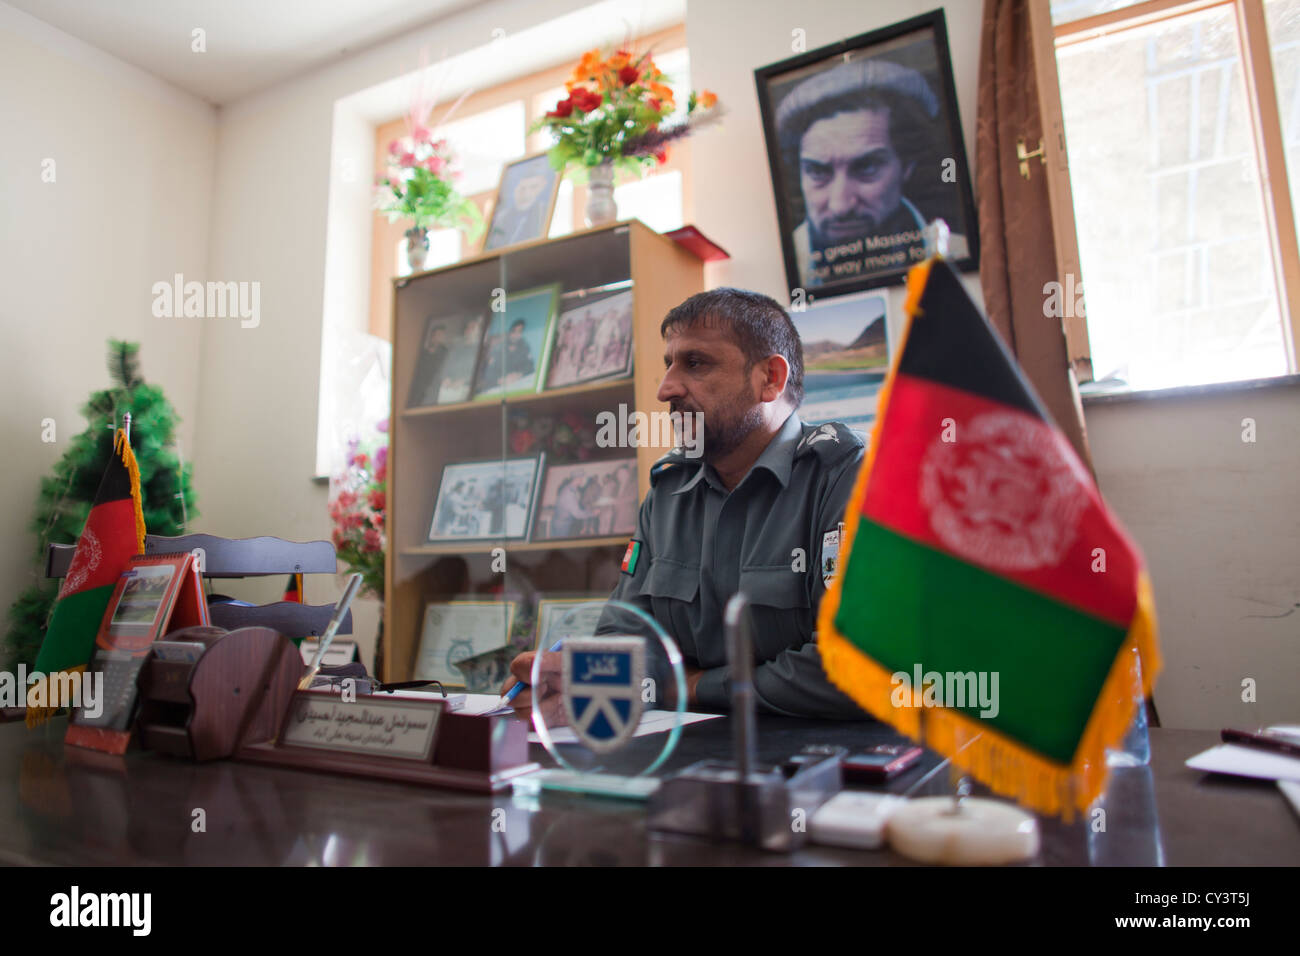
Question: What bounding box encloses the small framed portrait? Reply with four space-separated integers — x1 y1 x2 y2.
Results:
546 288 635 390
472 284 560 400
754 10 979 300
415 600 517 689
482 152 562 252
427 456 544 543
533 596 608 651
532 457 638 541
406 311 488 408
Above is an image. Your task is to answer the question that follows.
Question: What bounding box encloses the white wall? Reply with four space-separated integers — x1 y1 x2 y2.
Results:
1086 383 1300 730
0 4 214 633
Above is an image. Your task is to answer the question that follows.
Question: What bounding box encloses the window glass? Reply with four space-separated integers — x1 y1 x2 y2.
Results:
1058 5 1288 387
439 100 527 196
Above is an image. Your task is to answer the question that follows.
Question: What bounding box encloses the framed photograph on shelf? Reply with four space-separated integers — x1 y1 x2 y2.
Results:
533 596 608 651
545 288 635 390
532 457 638 541
427 456 543 543
406 311 488 408
472 283 560 400
414 600 517 689
482 152 562 252
754 9 978 300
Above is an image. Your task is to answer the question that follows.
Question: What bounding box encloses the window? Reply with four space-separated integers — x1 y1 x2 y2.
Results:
1053 0 1300 389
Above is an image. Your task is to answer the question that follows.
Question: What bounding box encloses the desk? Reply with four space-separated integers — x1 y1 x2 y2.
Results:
0 717 1295 865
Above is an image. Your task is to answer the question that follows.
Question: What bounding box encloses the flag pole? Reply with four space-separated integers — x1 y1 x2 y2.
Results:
123 411 132 445
920 221 974 811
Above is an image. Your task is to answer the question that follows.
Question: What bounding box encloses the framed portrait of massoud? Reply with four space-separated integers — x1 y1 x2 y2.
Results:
754 9 979 301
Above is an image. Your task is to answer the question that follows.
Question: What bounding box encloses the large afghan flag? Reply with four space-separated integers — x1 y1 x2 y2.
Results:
27 429 145 726
818 259 1159 818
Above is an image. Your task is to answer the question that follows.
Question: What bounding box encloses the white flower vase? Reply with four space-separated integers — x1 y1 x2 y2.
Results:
585 163 617 227
404 226 429 273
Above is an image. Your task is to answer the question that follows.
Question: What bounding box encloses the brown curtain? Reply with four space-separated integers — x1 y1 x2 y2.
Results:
976 0 1092 468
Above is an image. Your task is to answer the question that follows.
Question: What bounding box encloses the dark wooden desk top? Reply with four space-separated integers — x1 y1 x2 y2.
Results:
1 717 1296 866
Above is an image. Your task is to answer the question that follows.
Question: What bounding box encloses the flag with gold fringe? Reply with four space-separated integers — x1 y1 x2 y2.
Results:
817 258 1159 819
27 429 145 726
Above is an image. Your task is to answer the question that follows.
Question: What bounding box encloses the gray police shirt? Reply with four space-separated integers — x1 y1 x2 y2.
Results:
606 411 872 719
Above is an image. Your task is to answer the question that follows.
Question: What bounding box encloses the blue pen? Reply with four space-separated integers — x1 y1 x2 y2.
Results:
498 638 564 707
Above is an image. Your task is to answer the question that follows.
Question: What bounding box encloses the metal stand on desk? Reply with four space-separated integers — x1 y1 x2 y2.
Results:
647 594 843 851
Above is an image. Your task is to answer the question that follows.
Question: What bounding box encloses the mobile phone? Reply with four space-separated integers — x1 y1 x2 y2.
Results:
842 743 923 783
780 744 846 778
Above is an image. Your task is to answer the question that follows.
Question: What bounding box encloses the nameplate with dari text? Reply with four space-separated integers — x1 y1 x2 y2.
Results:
280 692 442 761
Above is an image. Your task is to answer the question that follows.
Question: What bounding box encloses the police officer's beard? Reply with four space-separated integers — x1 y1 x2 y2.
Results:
674 388 764 463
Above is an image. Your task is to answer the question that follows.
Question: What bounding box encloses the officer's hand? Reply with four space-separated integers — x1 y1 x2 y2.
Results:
500 650 566 726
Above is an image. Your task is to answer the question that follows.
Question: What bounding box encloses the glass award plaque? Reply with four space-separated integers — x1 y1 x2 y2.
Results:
515 599 685 801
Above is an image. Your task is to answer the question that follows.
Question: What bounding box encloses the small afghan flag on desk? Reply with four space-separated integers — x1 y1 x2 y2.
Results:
27 428 145 727
817 259 1159 818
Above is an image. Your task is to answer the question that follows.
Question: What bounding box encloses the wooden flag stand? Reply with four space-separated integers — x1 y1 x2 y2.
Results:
136 626 538 793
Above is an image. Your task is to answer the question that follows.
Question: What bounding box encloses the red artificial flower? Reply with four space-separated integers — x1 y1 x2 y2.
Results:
336 489 358 509
353 453 369 469
570 87 602 113
375 462 387 484
655 147 669 164
547 96 575 119
618 64 639 86
362 528 382 553
647 97 661 112
368 489 385 511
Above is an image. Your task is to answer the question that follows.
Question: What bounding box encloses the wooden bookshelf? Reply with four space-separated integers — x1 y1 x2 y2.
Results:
383 220 704 683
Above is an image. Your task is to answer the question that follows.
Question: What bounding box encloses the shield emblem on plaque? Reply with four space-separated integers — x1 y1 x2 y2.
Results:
562 637 645 753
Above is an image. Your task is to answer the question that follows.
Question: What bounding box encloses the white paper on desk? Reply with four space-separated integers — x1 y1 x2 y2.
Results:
1185 743 1300 782
528 710 721 744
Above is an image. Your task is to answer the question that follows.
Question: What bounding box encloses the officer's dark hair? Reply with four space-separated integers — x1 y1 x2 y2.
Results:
509 319 526 332
660 288 804 408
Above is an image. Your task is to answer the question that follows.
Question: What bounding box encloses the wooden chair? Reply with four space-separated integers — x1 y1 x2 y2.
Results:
46 532 352 641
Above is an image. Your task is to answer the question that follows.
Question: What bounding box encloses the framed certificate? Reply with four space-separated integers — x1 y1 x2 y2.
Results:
414 601 517 689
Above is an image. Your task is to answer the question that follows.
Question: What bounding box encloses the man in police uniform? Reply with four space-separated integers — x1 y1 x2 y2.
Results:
505 288 869 720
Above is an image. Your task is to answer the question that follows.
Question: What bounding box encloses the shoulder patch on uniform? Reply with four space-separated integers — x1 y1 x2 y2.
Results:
795 421 864 464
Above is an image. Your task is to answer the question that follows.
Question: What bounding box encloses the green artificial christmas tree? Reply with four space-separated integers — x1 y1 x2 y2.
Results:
3 340 197 669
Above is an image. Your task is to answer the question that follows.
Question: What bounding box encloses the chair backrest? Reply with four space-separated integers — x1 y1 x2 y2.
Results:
46 532 351 639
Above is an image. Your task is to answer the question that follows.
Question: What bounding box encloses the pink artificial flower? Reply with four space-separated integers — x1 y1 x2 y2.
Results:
362 528 382 552
412 125 433 144
423 155 445 175
399 151 417 168
388 140 401 156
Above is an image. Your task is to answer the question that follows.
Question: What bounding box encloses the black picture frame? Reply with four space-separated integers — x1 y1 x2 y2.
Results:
754 9 979 302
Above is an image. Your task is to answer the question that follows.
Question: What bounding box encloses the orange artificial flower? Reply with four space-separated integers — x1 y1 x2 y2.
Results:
608 51 630 71
699 89 718 109
648 81 675 105
570 48 604 85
